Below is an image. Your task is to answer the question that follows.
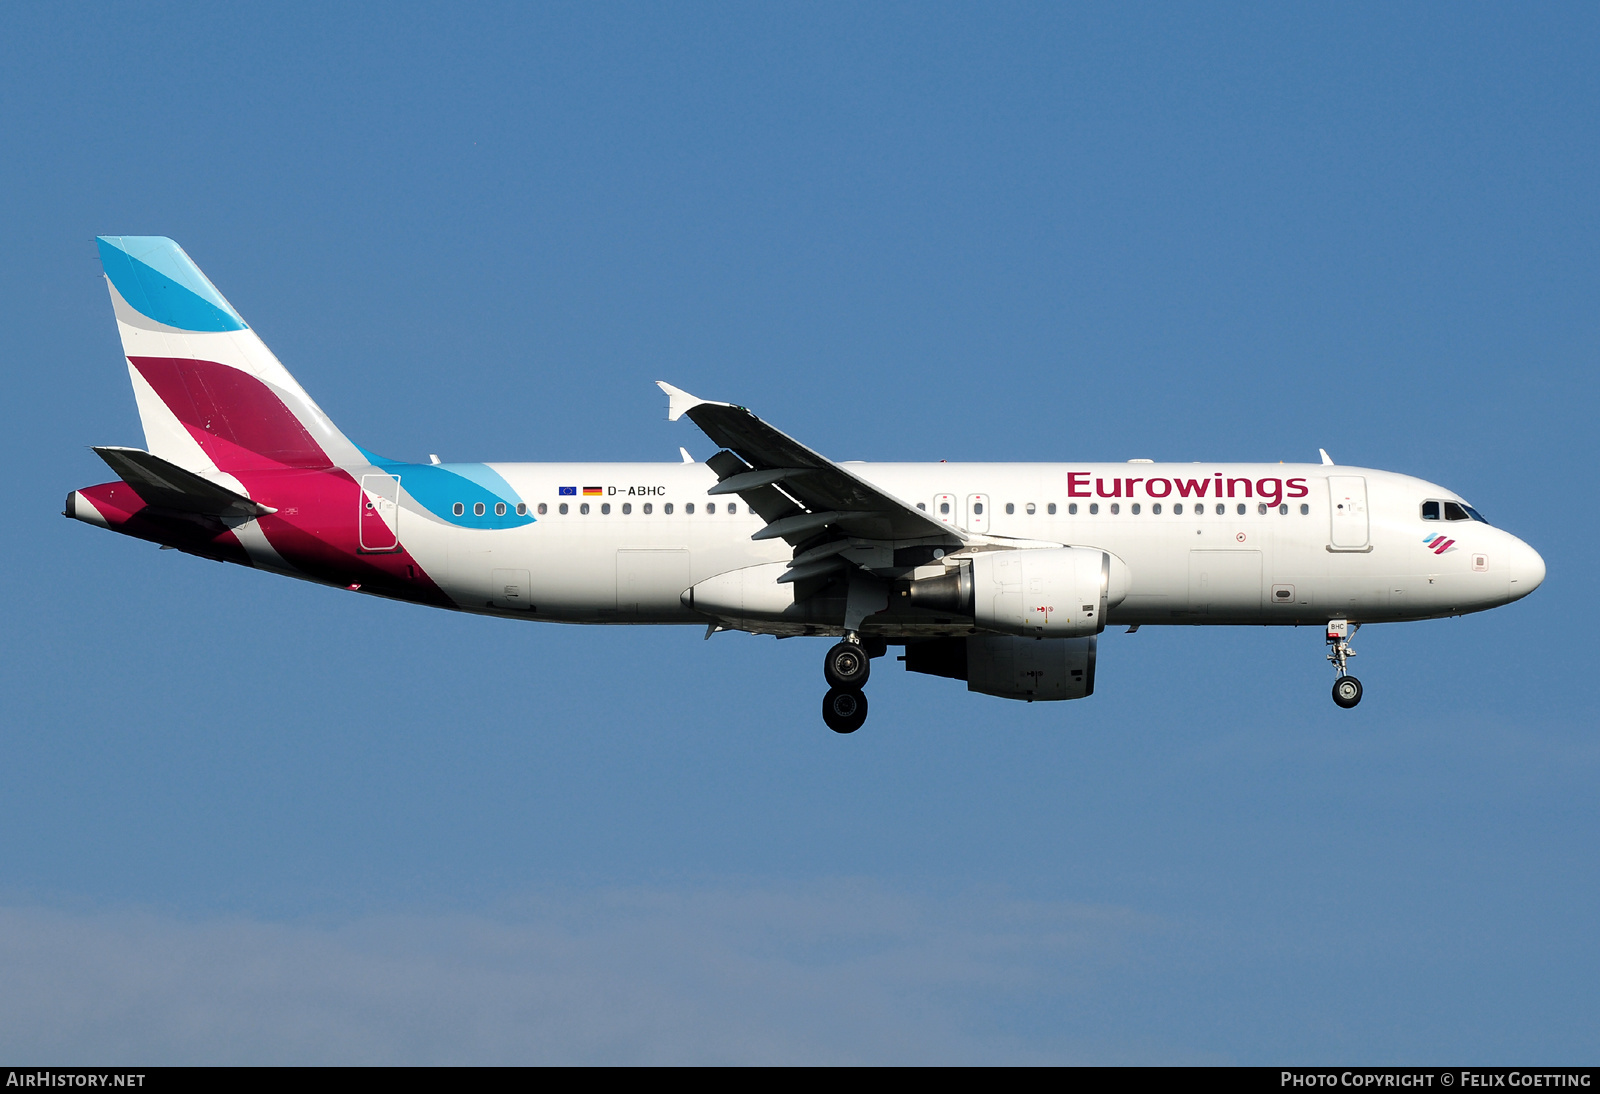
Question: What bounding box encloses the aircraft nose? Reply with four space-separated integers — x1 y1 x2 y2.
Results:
1507 537 1545 602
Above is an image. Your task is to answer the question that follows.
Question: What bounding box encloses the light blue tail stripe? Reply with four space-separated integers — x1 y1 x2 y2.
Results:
97 236 247 332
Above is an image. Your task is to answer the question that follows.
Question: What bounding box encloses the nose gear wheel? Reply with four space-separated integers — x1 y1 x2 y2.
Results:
1332 676 1363 708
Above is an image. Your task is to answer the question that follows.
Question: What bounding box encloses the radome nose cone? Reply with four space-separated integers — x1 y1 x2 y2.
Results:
1508 539 1546 601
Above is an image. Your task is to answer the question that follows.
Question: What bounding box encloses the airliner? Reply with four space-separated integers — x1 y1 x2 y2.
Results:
66 237 1546 732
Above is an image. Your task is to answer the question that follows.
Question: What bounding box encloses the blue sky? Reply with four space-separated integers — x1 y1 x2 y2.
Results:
0 3 1595 1063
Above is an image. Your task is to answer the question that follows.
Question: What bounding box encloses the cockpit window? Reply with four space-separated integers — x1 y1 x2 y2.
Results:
1443 501 1471 521
1462 504 1490 525
1421 501 1440 520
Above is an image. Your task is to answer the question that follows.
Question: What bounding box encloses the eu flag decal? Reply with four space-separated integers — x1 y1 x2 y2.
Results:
558 486 577 496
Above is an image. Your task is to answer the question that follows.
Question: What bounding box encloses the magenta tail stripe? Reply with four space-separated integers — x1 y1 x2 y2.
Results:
129 356 332 471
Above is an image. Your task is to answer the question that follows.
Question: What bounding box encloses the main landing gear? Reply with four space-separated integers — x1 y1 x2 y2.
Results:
1326 619 1363 709
821 635 881 733
822 687 869 734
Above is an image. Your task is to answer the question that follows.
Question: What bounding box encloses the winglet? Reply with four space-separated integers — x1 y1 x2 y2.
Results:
656 381 707 423
1319 448 1335 466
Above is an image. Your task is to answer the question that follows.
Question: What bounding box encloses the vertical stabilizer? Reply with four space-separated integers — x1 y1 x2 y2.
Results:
96 236 363 479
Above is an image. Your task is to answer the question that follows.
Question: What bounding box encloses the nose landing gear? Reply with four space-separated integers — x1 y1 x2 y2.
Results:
1326 619 1363 708
821 634 880 733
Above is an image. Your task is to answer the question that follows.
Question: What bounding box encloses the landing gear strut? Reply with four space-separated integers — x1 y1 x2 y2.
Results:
1326 619 1363 709
821 633 879 732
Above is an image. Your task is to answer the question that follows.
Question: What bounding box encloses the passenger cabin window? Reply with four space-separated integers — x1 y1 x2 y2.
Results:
1422 501 1441 520
622 502 632 514
1047 503 1056 515
706 503 716 514
474 502 486 516
728 503 737 514
973 502 984 515
1151 503 1162 514
1026 503 1036 515
1215 504 1225 515
1300 504 1310 515
559 503 569 515
516 503 527 516
685 503 695 514
917 502 926 511
1005 503 1015 515
580 502 590 514
1131 503 1141 515
1110 503 1120 515
601 503 610 514
536 503 546 515
940 501 950 515
1068 503 1078 515
1089 503 1099 515
452 502 464 516
643 503 653 514
1174 503 1183 514
495 502 506 516
1236 503 1246 515
665 503 674 514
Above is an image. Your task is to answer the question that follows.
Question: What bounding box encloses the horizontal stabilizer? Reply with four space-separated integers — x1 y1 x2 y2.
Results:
92 446 276 518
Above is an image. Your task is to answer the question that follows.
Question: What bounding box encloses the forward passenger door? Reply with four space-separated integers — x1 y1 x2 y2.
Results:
1327 476 1370 550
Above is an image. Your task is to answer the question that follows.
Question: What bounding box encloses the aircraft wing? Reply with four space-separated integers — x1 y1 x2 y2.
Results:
657 382 960 552
93 446 276 519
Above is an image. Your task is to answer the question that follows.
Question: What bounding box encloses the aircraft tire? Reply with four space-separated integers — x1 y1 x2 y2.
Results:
822 687 869 734
823 642 871 689
1332 676 1363 709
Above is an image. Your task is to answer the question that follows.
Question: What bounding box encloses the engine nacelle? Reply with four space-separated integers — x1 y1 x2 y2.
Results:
969 546 1125 637
904 634 1097 701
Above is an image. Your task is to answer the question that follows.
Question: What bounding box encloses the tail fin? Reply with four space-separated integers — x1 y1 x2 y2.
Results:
97 236 362 477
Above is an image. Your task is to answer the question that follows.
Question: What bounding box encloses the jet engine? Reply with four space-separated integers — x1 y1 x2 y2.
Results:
902 546 1129 637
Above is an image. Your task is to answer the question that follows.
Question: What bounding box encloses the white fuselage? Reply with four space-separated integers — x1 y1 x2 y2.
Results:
365 461 1543 631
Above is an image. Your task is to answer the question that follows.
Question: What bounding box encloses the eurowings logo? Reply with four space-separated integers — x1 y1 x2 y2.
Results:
1423 533 1457 555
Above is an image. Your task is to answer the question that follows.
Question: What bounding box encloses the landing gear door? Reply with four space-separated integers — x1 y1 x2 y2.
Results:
1327 475 1369 550
359 474 400 552
966 494 990 534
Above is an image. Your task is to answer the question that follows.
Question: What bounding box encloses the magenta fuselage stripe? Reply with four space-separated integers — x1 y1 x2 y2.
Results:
79 477 454 606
